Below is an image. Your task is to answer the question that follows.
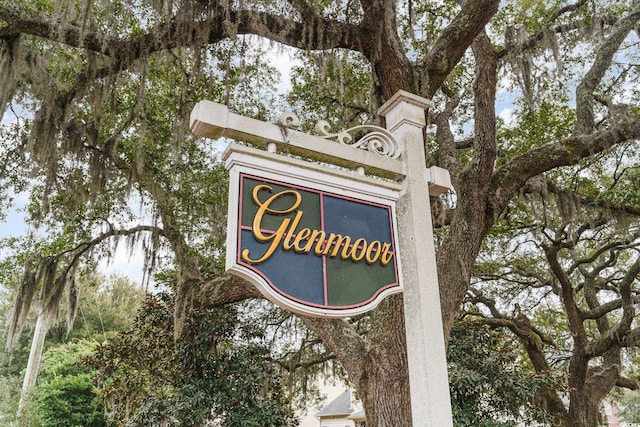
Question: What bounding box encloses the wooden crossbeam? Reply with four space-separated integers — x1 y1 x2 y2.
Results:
190 100 406 180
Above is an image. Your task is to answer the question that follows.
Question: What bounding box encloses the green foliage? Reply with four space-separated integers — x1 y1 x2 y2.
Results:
66 274 146 342
287 50 373 131
32 340 105 427
498 101 575 163
0 273 142 423
448 321 549 426
89 293 297 426
0 374 23 423
2 0 640 425
36 373 105 427
620 390 640 423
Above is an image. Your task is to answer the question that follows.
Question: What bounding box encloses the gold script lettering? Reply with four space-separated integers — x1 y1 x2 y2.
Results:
241 185 302 264
241 186 395 267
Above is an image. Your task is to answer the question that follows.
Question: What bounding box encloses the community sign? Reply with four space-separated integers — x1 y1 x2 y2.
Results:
224 145 402 318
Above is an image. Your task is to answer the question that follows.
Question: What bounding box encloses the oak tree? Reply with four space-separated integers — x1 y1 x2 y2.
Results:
2 0 640 425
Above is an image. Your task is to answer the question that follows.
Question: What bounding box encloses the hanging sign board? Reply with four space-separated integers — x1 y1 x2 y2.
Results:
224 144 402 318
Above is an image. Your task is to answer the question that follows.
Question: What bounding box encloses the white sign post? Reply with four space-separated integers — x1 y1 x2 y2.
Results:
379 91 454 425
190 90 453 426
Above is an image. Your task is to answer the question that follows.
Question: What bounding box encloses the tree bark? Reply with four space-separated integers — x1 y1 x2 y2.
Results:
303 295 411 426
437 31 498 339
18 310 51 415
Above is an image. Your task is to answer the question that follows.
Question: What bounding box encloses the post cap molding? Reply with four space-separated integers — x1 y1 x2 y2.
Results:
378 90 432 131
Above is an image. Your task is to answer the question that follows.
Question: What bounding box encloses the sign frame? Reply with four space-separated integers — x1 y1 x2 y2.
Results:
224 144 403 318
192 91 455 425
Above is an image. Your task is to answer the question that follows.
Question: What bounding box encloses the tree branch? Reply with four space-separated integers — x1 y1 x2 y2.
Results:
621 327 640 347
569 239 639 276
548 0 588 23
455 136 475 149
299 316 367 382
423 0 501 98
59 224 163 276
575 8 640 133
616 376 640 390
582 296 640 320
434 91 462 189
467 31 497 189
489 117 640 222
544 244 587 346
0 3 360 60
587 258 640 357
496 1 603 59
543 180 640 218
0 3 106 52
436 30 499 337
197 274 262 307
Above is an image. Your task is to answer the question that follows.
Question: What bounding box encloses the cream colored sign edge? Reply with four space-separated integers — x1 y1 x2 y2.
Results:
224 144 403 318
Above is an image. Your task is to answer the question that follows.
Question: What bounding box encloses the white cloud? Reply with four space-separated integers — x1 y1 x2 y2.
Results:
98 245 147 286
498 107 515 125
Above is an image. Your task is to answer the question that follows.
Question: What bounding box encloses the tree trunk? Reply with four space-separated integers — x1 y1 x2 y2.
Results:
567 391 607 427
357 352 411 426
303 295 412 426
357 296 411 426
567 361 621 427
18 309 51 415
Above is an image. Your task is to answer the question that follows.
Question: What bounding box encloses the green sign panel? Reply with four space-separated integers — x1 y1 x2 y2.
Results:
234 173 400 314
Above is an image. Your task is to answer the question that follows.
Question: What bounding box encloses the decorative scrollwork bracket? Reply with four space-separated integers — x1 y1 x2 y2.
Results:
276 112 301 128
314 120 402 159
